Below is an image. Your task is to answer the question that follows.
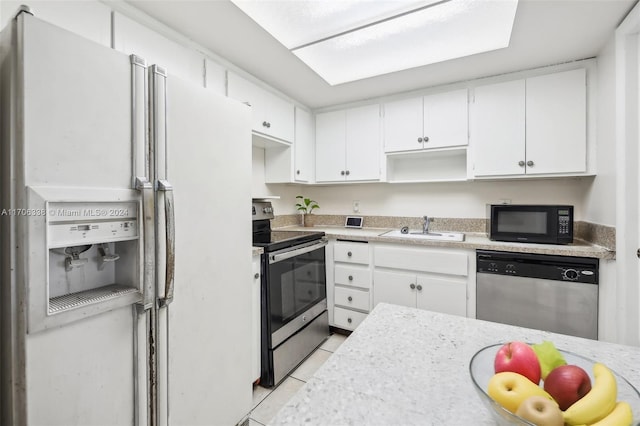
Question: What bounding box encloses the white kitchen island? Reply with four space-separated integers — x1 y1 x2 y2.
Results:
269 303 640 426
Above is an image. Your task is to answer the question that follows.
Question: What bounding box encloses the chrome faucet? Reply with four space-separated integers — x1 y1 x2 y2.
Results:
422 216 431 234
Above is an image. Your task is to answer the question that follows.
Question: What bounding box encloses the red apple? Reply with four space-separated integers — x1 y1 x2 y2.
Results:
494 342 542 384
543 364 592 410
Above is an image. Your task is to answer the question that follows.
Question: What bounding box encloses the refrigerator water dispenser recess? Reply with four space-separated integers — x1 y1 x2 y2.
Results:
44 200 143 327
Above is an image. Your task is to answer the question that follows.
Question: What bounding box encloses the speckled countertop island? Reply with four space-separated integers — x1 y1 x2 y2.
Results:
269 303 640 426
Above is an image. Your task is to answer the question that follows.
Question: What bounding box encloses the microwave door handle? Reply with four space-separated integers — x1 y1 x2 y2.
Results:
158 180 175 307
269 239 328 264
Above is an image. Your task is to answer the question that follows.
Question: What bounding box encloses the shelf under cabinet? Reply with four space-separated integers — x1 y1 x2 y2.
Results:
386 147 468 183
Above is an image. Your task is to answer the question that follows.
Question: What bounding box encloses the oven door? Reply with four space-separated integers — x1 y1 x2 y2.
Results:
266 238 327 348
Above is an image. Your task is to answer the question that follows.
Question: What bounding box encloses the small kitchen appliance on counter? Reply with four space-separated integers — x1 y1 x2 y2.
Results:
488 204 574 244
252 201 330 387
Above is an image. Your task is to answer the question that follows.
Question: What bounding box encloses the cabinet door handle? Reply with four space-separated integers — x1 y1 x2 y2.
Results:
526 160 534 167
348 275 353 281
410 283 416 290
348 296 353 302
518 160 525 167
341 170 345 176
345 170 350 176
296 170 300 175
347 317 353 324
254 273 259 279
416 284 423 291
417 137 423 143
262 121 268 128
347 251 353 257
423 136 429 142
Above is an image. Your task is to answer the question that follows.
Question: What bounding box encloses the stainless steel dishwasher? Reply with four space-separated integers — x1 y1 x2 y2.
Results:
476 250 598 339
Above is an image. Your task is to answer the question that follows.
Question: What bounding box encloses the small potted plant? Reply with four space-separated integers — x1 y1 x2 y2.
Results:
295 195 319 227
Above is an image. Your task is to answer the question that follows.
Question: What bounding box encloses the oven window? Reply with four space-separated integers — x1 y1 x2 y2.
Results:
268 247 326 333
497 211 547 234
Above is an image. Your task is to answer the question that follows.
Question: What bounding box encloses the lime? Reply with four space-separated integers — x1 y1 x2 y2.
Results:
532 341 567 380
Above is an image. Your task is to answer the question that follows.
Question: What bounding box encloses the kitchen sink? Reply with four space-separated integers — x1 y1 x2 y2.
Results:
380 229 465 242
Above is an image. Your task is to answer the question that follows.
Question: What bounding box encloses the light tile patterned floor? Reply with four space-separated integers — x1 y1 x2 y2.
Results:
247 333 347 426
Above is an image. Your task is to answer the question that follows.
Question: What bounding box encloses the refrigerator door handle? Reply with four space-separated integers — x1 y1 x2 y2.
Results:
158 179 175 307
136 177 155 311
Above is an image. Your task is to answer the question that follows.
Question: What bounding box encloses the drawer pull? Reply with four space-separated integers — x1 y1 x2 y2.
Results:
347 296 353 302
348 275 353 281
347 251 353 257
254 273 259 279
416 284 423 291
347 318 352 324
410 283 416 290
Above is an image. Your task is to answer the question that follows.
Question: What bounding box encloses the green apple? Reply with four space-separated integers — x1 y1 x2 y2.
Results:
516 396 564 426
532 341 567 380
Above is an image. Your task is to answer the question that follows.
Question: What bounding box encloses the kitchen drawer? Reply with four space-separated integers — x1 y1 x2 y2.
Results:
333 307 367 331
374 245 468 276
334 264 371 289
334 241 369 265
334 286 369 312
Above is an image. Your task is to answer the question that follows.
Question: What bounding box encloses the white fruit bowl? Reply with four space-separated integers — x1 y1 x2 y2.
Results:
469 343 640 426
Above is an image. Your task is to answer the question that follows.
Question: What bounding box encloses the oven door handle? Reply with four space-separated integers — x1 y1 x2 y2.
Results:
269 238 328 264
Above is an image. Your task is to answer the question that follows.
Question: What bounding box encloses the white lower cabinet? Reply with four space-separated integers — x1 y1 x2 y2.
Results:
373 244 469 317
373 270 466 316
331 241 372 331
334 307 368 330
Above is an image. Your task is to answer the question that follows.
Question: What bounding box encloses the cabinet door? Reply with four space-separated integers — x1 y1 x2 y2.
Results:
227 72 266 131
346 104 380 181
525 69 586 175
316 110 347 182
373 270 416 309
471 79 525 177
416 276 467 317
383 97 423 152
264 89 295 142
294 107 314 182
423 89 468 149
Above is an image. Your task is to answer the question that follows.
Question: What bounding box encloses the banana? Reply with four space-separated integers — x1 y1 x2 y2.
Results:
562 363 617 425
589 401 633 426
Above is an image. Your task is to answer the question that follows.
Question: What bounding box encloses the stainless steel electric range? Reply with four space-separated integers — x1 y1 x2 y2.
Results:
252 201 329 387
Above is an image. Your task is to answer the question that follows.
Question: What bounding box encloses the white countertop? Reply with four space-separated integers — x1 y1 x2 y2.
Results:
278 226 614 259
269 303 640 426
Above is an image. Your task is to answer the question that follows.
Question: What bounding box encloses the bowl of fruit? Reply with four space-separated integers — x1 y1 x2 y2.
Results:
469 341 640 426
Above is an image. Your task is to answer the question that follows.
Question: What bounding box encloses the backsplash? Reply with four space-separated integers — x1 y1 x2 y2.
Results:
272 214 616 251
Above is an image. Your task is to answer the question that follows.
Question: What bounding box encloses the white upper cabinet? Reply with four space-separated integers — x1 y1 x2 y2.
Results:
294 108 314 182
525 69 587 175
264 106 315 183
316 104 381 182
384 89 468 153
471 68 587 177
471 79 526 176
112 12 205 86
227 72 294 144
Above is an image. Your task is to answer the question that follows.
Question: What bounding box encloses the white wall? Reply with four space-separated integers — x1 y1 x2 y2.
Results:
583 36 617 226
262 175 593 219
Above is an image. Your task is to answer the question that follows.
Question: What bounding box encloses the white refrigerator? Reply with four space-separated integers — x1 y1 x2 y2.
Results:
0 8 253 426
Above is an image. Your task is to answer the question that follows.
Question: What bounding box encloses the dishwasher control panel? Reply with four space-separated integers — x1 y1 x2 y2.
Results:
476 250 598 284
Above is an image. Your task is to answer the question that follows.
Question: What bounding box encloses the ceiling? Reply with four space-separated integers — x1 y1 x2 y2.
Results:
125 0 637 109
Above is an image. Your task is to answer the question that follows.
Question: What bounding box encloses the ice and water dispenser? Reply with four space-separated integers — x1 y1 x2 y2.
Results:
31 199 144 331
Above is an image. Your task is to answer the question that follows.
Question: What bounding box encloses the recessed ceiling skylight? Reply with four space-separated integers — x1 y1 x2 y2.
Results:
231 0 519 86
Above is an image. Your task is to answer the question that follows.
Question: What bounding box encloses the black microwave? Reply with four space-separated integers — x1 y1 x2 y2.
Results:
488 205 574 244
